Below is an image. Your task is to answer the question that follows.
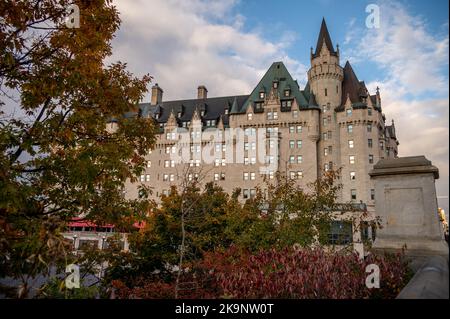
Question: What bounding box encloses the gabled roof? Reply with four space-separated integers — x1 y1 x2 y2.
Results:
313 18 337 58
239 61 311 113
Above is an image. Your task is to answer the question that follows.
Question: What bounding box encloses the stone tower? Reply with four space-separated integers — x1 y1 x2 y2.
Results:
307 18 344 182
308 18 344 107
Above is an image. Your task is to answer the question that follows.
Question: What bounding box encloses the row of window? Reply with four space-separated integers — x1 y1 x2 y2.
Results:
350 189 375 201
243 188 256 199
347 123 373 133
148 152 376 170
289 171 303 179
343 107 374 117
162 105 375 131
258 88 291 100
289 155 303 164
289 140 302 149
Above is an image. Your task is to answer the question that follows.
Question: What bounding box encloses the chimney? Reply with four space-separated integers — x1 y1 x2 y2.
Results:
151 83 163 105
197 85 208 99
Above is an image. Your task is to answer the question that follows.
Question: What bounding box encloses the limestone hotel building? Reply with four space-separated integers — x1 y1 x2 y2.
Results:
117 19 399 217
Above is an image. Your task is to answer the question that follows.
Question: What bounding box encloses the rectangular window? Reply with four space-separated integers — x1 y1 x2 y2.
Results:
370 189 375 200
259 92 265 99
297 155 303 164
297 140 302 148
289 155 295 164
350 171 356 180
328 131 332 139
289 140 295 149
289 126 295 134
250 189 256 198
367 123 372 132
290 171 296 180
250 172 256 180
380 141 384 150
347 124 353 133
369 154 374 164
140 175 145 182
324 148 328 156
214 173 220 181
323 118 328 126
147 161 152 168
243 189 249 199
273 112 278 120
243 172 249 180
349 156 355 164
297 125 302 133
351 189 357 200
348 140 354 148
368 108 373 116
346 109 352 117
267 112 273 120
368 139 373 148
247 113 253 121
325 88 328 96
163 174 169 182
292 110 298 118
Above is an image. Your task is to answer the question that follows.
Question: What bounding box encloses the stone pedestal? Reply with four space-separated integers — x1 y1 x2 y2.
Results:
369 156 448 259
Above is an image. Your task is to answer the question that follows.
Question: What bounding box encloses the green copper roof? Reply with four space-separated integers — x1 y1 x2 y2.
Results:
237 62 311 114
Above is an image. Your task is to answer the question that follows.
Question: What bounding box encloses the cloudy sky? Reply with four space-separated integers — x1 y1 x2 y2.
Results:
109 0 449 212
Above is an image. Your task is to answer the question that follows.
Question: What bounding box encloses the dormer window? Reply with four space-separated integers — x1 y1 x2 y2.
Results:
259 92 265 99
177 112 182 118
155 114 159 119
224 108 229 115
284 89 290 97
255 102 263 110
346 109 352 117
200 110 205 117
273 81 278 89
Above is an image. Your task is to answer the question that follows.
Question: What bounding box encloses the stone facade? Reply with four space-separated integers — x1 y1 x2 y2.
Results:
120 19 399 215
369 156 448 260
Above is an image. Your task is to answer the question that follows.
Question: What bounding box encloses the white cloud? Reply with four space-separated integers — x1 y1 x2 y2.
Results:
109 0 307 101
349 1 449 211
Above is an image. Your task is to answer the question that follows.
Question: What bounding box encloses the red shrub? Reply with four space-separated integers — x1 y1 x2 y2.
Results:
111 247 410 299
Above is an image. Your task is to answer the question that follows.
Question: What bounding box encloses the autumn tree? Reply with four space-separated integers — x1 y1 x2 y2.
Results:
0 0 156 297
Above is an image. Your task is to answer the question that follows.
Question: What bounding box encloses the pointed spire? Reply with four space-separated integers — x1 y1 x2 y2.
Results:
313 18 337 58
230 96 239 114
